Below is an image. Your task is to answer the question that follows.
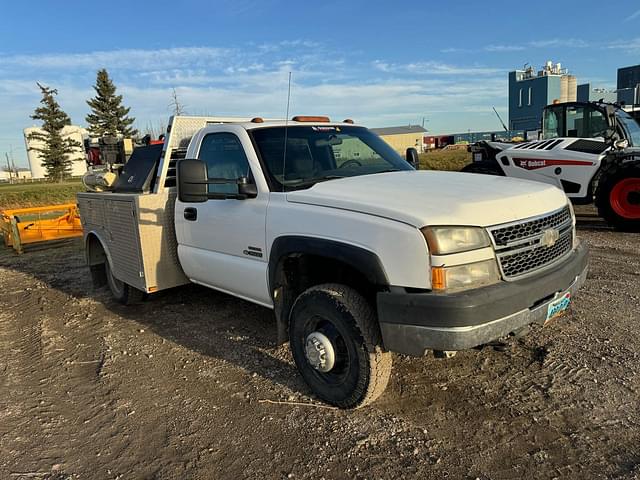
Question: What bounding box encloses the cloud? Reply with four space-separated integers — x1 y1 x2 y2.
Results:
443 38 589 54
0 47 232 71
484 45 526 52
606 37 640 53
372 60 504 76
0 43 514 166
625 9 640 21
528 38 589 48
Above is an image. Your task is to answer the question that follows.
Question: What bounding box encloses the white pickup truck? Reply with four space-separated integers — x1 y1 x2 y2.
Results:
78 115 589 408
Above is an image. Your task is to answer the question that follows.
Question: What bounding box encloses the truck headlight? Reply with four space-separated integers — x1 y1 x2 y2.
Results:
431 259 500 292
421 226 491 255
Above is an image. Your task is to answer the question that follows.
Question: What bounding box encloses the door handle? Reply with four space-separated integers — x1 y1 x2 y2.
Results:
184 207 198 221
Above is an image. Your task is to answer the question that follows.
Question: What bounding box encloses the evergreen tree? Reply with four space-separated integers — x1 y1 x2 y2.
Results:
86 69 138 137
27 83 82 182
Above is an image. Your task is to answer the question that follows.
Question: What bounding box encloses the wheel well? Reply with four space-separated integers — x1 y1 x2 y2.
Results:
85 233 108 287
272 253 382 344
86 233 107 266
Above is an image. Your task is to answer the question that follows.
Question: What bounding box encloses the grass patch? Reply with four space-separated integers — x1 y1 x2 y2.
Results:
0 181 84 210
419 149 471 172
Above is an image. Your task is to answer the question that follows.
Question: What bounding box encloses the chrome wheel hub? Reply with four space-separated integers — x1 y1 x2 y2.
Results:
304 331 336 372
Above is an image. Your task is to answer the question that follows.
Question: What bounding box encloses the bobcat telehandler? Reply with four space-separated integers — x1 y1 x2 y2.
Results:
465 102 640 230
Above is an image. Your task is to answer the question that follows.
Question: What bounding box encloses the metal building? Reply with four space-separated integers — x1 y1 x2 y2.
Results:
577 83 617 103
370 125 427 153
23 125 88 179
508 61 576 132
617 64 640 106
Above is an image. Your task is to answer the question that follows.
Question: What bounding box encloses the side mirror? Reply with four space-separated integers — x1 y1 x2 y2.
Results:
406 147 420 170
237 176 258 198
614 138 629 150
177 159 208 203
603 127 619 146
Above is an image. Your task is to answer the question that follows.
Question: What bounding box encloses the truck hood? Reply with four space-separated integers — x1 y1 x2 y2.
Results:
286 171 568 227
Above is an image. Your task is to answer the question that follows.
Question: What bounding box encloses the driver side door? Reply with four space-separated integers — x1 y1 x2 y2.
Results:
176 131 271 306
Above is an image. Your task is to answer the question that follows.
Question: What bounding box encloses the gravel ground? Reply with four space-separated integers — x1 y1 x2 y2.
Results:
1 207 639 479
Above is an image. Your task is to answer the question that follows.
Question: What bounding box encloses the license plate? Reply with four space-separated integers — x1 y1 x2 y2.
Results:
545 292 571 325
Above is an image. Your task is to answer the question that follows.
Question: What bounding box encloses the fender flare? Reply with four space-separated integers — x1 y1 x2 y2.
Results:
267 235 389 295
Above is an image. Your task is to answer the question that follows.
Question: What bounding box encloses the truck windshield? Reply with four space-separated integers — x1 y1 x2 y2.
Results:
616 110 640 147
250 125 412 191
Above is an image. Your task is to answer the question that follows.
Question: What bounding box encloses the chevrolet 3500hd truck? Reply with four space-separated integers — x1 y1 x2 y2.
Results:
78 115 589 408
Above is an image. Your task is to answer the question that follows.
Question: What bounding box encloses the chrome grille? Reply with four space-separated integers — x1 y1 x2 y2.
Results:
491 206 571 247
489 206 573 279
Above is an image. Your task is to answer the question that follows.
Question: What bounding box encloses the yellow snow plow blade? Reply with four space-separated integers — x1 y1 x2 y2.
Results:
1 203 83 254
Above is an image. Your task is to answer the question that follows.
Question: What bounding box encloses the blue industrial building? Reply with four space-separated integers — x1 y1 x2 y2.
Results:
617 64 640 106
577 83 617 103
508 61 576 132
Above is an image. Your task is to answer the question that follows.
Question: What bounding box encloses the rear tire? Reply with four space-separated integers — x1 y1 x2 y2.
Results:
289 284 392 409
105 261 145 305
461 161 504 176
595 164 640 231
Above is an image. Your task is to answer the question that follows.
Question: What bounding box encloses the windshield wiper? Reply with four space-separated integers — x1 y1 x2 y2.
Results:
286 175 346 188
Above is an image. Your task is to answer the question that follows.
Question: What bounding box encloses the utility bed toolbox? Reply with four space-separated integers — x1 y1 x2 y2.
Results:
77 190 188 293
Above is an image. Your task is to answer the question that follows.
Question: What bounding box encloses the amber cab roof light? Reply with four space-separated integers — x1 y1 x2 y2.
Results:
291 115 330 123
251 117 264 123
342 118 354 124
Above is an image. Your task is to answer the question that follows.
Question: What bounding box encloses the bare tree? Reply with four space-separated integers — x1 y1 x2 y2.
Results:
142 119 168 140
169 88 186 116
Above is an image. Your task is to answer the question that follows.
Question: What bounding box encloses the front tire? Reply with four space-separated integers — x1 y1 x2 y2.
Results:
595 164 640 231
105 261 145 305
289 284 392 408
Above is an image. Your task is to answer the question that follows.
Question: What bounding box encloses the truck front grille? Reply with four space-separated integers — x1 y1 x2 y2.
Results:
488 206 573 279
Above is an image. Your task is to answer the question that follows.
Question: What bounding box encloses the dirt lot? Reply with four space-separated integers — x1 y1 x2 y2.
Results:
1 207 639 480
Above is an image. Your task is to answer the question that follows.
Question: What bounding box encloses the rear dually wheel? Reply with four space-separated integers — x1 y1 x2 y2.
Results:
105 260 145 305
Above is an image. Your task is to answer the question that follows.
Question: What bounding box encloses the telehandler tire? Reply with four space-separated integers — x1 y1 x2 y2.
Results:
595 164 640 231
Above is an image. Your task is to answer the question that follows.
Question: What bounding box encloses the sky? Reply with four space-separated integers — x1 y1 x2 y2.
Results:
1 0 639 168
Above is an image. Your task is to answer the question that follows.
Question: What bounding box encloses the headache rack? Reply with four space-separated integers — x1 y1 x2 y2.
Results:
77 115 262 293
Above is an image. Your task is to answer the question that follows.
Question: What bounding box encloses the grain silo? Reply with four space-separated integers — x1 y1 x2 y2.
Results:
23 125 88 179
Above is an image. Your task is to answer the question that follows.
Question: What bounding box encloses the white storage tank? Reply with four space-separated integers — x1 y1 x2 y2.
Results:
23 125 88 179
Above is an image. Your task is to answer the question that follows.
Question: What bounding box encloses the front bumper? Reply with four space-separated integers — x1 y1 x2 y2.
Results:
377 242 589 355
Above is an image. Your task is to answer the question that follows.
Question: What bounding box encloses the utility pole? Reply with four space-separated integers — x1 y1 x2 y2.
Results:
5 152 13 182
9 145 17 178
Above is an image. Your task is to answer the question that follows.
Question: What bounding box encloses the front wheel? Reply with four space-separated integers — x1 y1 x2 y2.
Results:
595 165 640 231
289 284 392 408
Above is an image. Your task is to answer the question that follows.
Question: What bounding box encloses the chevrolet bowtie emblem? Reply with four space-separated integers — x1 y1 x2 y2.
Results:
540 228 560 248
